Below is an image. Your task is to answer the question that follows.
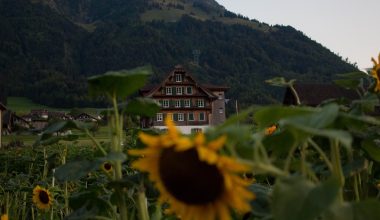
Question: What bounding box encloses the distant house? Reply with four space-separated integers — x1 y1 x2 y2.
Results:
71 112 99 122
48 111 72 120
283 83 359 106
139 65 229 134
2 110 30 134
0 102 6 148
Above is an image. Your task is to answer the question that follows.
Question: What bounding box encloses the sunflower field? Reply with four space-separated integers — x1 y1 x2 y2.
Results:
2 55 380 220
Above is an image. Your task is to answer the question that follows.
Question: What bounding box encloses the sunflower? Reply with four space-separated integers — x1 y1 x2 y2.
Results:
0 214 8 220
129 118 255 220
101 162 113 173
32 185 53 211
370 53 380 92
265 124 277 135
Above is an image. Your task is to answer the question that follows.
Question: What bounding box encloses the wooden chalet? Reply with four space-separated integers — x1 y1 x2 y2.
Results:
140 65 229 134
283 83 359 106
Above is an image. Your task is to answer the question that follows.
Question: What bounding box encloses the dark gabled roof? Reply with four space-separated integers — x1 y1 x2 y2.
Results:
283 83 359 106
140 65 228 98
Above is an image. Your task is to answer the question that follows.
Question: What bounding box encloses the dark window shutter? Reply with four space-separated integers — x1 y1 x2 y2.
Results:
173 113 178 121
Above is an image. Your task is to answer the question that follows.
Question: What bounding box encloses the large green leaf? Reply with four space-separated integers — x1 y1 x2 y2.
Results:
281 104 339 129
263 129 297 158
279 104 352 148
272 176 340 220
272 176 314 220
88 66 152 99
361 138 380 162
124 98 161 117
333 79 361 89
55 160 102 182
297 178 340 220
254 105 314 128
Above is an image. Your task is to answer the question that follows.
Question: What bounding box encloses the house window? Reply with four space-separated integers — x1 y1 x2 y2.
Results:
156 113 163 121
175 100 181 108
191 128 202 133
218 93 223 99
184 99 191 108
197 99 204 107
219 108 224 114
199 112 205 121
166 87 172 95
162 100 169 108
176 87 183 95
188 113 194 121
178 113 184 121
186 87 192 94
175 74 182 82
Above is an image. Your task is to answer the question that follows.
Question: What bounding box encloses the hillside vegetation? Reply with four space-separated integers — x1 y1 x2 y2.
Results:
0 0 357 109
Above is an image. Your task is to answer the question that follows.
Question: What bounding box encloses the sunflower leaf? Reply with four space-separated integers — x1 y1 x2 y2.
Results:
88 66 152 99
55 160 102 182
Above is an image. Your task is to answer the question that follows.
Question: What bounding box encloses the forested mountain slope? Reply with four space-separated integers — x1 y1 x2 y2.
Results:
0 0 357 108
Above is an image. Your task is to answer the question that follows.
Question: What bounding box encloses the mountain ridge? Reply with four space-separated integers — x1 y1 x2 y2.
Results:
0 0 357 109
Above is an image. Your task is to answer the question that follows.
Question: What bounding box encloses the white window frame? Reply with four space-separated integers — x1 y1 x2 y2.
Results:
166 87 172 95
188 112 195 121
197 99 204 107
162 100 169 108
199 112 205 121
175 74 182 82
178 113 184 121
175 100 181 108
184 99 191 108
156 113 163 121
176 87 183 95
219 108 224 114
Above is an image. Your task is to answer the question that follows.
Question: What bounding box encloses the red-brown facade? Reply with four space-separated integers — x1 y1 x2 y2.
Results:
140 65 229 133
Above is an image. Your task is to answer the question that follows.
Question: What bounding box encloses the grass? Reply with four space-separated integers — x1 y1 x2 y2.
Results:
6 97 65 114
2 125 112 146
6 97 103 115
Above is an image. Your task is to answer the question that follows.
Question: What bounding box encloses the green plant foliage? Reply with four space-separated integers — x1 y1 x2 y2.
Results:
272 176 340 220
124 98 161 117
88 66 152 99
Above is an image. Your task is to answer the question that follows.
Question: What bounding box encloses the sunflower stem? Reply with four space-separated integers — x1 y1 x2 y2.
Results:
111 93 128 220
136 184 150 220
331 139 345 203
308 139 333 172
85 129 107 156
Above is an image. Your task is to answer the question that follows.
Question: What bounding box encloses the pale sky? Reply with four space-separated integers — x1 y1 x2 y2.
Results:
217 0 380 70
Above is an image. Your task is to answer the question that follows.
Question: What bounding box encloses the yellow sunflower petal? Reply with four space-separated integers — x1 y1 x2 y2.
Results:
165 117 179 139
138 132 160 147
1 214 8 220
174 137 193 151
194 132 206 146
216 202 231 220
197 147 219 164
207 135 227 151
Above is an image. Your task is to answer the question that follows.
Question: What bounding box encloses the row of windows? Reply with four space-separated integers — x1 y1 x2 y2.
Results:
164 86 192 95
156 112 206 122
160 99 204 108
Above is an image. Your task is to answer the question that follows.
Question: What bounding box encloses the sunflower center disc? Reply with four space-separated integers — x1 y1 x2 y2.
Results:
39 191 50 204
159 147 224 205
104 163 112 170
